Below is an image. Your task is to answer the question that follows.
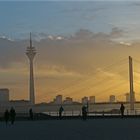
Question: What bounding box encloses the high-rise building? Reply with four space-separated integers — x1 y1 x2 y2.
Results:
0 89 9 103
125 92 136 102
26 33 36 105
125 93 130 102
109 95 115 103
82 97 88 104
55 95 63 104
89 96 95 104
63 97 73 104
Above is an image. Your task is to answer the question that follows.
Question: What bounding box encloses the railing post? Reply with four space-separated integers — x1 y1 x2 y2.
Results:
102 110 104 116
135 110 137 115
127 109 129 115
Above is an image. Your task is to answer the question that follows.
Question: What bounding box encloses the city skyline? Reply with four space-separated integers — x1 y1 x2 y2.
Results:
1 1 140 103
0 88 135 104
1 1 140 140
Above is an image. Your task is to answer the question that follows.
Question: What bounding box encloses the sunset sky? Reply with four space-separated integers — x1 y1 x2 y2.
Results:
1 1 140 103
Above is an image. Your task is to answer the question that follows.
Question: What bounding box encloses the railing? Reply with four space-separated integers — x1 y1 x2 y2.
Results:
45 111 81 117
44 109 140 117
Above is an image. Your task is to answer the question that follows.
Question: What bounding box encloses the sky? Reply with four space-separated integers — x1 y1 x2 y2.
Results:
0 0 140 1
1 1 140 103
1 1 140 41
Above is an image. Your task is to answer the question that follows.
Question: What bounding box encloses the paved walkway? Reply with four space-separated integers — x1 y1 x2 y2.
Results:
0 118 140 140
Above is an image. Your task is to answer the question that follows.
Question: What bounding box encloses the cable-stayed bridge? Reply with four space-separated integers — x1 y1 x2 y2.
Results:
44 56 140 111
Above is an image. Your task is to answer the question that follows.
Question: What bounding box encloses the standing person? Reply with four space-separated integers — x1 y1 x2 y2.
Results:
29 108 33 120
120 103 125 118
82 105 87 120
86 101 89 117
82 105 85 120
4 109 9 126
10 107 16 125
59 106 64 119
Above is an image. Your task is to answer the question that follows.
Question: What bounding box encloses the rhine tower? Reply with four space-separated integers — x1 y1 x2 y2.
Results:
26 33 36 105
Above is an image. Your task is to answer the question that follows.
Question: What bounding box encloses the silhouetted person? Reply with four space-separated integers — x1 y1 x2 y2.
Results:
4 109 9 125
29 108 33 120
82 105 87 120
120 103 125 118
10 107 16 125
59 106 64 119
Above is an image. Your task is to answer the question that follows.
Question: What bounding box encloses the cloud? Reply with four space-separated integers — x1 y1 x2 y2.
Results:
110 27 123 38
119 41 132 46
1 28 140 102
35 65 82 79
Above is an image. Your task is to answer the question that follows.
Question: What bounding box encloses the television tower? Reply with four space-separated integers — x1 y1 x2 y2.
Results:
26 33 36 105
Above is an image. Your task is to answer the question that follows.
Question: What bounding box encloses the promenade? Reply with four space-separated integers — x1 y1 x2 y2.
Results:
0 118 140 140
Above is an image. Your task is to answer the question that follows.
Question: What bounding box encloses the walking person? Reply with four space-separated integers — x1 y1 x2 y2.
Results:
10 107 16 125
59 106 64 119
120 103 125 118
29 108 34 120
4 109 9 126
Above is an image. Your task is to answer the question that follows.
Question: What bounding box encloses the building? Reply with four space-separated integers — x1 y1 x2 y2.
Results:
63 97 73 104
109 95 115 103
82 97 88 104
89 96 95 104
54 95 63 104
125 93 130 102
0 88 9 103
125 92 136 102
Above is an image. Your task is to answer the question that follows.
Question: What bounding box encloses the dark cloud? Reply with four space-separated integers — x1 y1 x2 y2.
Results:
0 27 124 71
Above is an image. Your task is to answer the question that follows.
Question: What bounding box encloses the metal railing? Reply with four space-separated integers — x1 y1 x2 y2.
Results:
44 109 140 117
